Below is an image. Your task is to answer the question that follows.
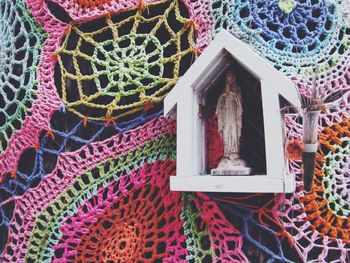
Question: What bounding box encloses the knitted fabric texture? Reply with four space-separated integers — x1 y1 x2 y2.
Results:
1 0 350 262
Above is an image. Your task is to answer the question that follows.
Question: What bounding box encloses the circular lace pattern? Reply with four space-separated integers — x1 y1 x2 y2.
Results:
212 0 350 91
91 34 164 97
57 174 184 262
282 113 350 261
56 0 196 121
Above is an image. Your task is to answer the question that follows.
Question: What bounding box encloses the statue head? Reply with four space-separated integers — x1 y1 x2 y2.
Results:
225 70 236 90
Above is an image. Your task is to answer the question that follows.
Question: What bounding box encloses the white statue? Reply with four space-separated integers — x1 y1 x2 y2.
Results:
211 70 251 175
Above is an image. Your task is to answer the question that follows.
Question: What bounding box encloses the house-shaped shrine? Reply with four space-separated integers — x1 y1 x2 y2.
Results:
164 30 301 193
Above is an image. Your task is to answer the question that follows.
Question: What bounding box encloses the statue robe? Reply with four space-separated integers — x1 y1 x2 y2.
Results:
216 84 242 160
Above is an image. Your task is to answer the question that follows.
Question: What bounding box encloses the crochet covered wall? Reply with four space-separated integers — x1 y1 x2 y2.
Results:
0 0 349 262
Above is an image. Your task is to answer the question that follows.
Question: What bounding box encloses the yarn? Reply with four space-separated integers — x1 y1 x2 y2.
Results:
0 115 247 262
0 0 65 178
286 140 303 161
27 158 182 262
1 116 177 261
0 109 162 248
278 0 297 14
74 0 112 10
56 0 196 121
0 0 46 152
281 108 350 262
211 0 350 96
178 192 249 262
1 0 350 262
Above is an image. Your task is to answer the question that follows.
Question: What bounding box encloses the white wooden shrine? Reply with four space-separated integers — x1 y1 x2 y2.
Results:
164 30 300 193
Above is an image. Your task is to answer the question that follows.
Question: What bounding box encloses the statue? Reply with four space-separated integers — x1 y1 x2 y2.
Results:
211 70 251 175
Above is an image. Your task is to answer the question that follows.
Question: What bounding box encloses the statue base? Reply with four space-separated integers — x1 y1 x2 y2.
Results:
211 166 252 176
211 158 251 176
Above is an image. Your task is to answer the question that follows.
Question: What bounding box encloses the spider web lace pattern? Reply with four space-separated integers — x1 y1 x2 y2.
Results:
0 0 45 153
211 0 350 94
1 117 175 261
56 0 196 121
280 108 350 262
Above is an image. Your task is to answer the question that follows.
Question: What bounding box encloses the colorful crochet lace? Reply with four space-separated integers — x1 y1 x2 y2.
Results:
1 0 350 262
211 0 350 97
0 0 45 152
56 0 196 121
281 108 350 262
